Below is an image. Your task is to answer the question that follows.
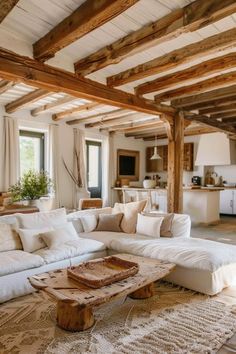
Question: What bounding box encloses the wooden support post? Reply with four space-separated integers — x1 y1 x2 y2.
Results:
167 112 184 213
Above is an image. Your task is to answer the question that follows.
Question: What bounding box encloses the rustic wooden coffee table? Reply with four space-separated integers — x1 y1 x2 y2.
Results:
29 254 175 332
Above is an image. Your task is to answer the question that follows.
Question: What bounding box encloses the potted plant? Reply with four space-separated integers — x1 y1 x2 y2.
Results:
63 149 90 207
9 170 53 207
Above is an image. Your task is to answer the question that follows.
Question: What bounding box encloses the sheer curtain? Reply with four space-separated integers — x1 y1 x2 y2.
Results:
73 128 87 209
49 124 60 208
0 116 19 191
102 133 114 206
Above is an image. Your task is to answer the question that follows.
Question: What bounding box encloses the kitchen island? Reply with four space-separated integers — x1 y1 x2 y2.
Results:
113 187 223 225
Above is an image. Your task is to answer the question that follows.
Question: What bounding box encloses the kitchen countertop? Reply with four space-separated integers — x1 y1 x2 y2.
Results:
113 187 225 192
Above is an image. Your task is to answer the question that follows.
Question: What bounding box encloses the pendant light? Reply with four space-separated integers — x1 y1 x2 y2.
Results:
150 135 162 160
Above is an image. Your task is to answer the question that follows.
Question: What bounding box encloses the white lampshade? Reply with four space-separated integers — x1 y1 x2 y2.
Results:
150 146 162 160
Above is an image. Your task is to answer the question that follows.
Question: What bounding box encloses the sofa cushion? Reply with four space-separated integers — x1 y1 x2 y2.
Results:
40 223 78 249
34 239 106 264
110 237 236 272
18 227 53 253
80 215 98 232
136 213 163 238
113 200 147 233
0 223 22 252
0 250 44 276
15 208 67 229
95 213 123 232
142 212 175 237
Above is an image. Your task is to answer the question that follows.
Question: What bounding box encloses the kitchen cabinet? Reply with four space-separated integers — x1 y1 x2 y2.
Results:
146 143 193 173
220 190 236 215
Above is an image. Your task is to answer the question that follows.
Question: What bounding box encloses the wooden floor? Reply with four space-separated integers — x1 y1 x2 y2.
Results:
191 216 236 353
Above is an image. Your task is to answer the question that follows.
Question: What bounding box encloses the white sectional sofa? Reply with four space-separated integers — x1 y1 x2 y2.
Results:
0 206 236 304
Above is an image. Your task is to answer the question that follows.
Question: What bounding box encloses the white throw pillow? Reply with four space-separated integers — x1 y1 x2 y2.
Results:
0 223 22 252
113 200 147 233
40 222 78 249
136 213 164 238
80 215 97 233
71 218 84 234
16 208 67 229
18 227 53 253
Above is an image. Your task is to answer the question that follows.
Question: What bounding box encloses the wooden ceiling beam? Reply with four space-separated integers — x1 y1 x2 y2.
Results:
217 117 236 125
125 127 166 138
210 111 236 120
181 95 236 111
33 0 138 61
172 85 236 108
5 88 50 113
31 95 76 116
0 80 15 94
107 28 236 87
155 71 236 102
0 0 19 24
142 127 217 140
184 112 236 135
0 48 174 119
199 103 236 115
85 112 152 128
107 121 164 134
52 102 100 121
136 53 236 96
101 118 159 131
74 0 236 76
67 109 133 126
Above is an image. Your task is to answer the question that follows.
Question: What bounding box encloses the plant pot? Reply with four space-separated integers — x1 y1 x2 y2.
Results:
28 199 39 207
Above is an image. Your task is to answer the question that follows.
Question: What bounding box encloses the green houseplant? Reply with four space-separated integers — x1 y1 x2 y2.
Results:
9 170 53 205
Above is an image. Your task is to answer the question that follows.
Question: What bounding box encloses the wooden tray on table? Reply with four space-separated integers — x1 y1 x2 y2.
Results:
67 256 139 288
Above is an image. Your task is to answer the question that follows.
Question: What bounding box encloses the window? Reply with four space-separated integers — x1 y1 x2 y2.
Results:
19 130 45 177
86 140 102 198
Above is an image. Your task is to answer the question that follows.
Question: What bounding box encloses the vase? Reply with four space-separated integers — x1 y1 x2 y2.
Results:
28 199 39 207
76 188 91 209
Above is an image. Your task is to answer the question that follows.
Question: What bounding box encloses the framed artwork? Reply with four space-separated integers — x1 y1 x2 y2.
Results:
117 149 140 181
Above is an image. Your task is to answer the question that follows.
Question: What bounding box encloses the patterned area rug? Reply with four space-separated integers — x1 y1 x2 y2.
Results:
0 282 236 354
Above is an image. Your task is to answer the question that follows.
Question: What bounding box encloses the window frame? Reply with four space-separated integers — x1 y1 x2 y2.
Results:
86 140 102 198
19 129 45 173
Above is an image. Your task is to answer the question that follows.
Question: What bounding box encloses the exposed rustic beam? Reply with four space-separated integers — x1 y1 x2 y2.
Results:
155 71 236 102
52 102 100 121
5 88 50 113
136 53 236 96
125 127 166 138
0 80 15 94
33 0 138 61
31 95 76 116
67 109 133 125
85 112 151 128
0 0 19 24
210 111 236 120
172 85 236 108
107 28 236 87
217 117 236 126
180 95 236 111
101 118 159 131
142 127 217 140
75 0 236 76
168 112 184 213
184 112 236 134
199 103 236 115
0 48 173 119
110 121 164 134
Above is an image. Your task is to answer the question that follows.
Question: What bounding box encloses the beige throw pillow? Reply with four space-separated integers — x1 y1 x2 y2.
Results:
113 200 147 233
142 212 174 237
18 227 53 253
0 223 22 252
136 213 164 238
40 223 78 249
96 213 123 232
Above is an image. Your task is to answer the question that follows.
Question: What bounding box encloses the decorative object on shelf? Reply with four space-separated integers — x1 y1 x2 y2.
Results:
63 149 90 206
120 178 130 187
8 170 53 209
117 149 140 181
143 178 156 189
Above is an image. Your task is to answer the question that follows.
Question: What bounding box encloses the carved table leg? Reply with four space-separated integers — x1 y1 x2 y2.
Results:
57 300 95 331
129 282 154 299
